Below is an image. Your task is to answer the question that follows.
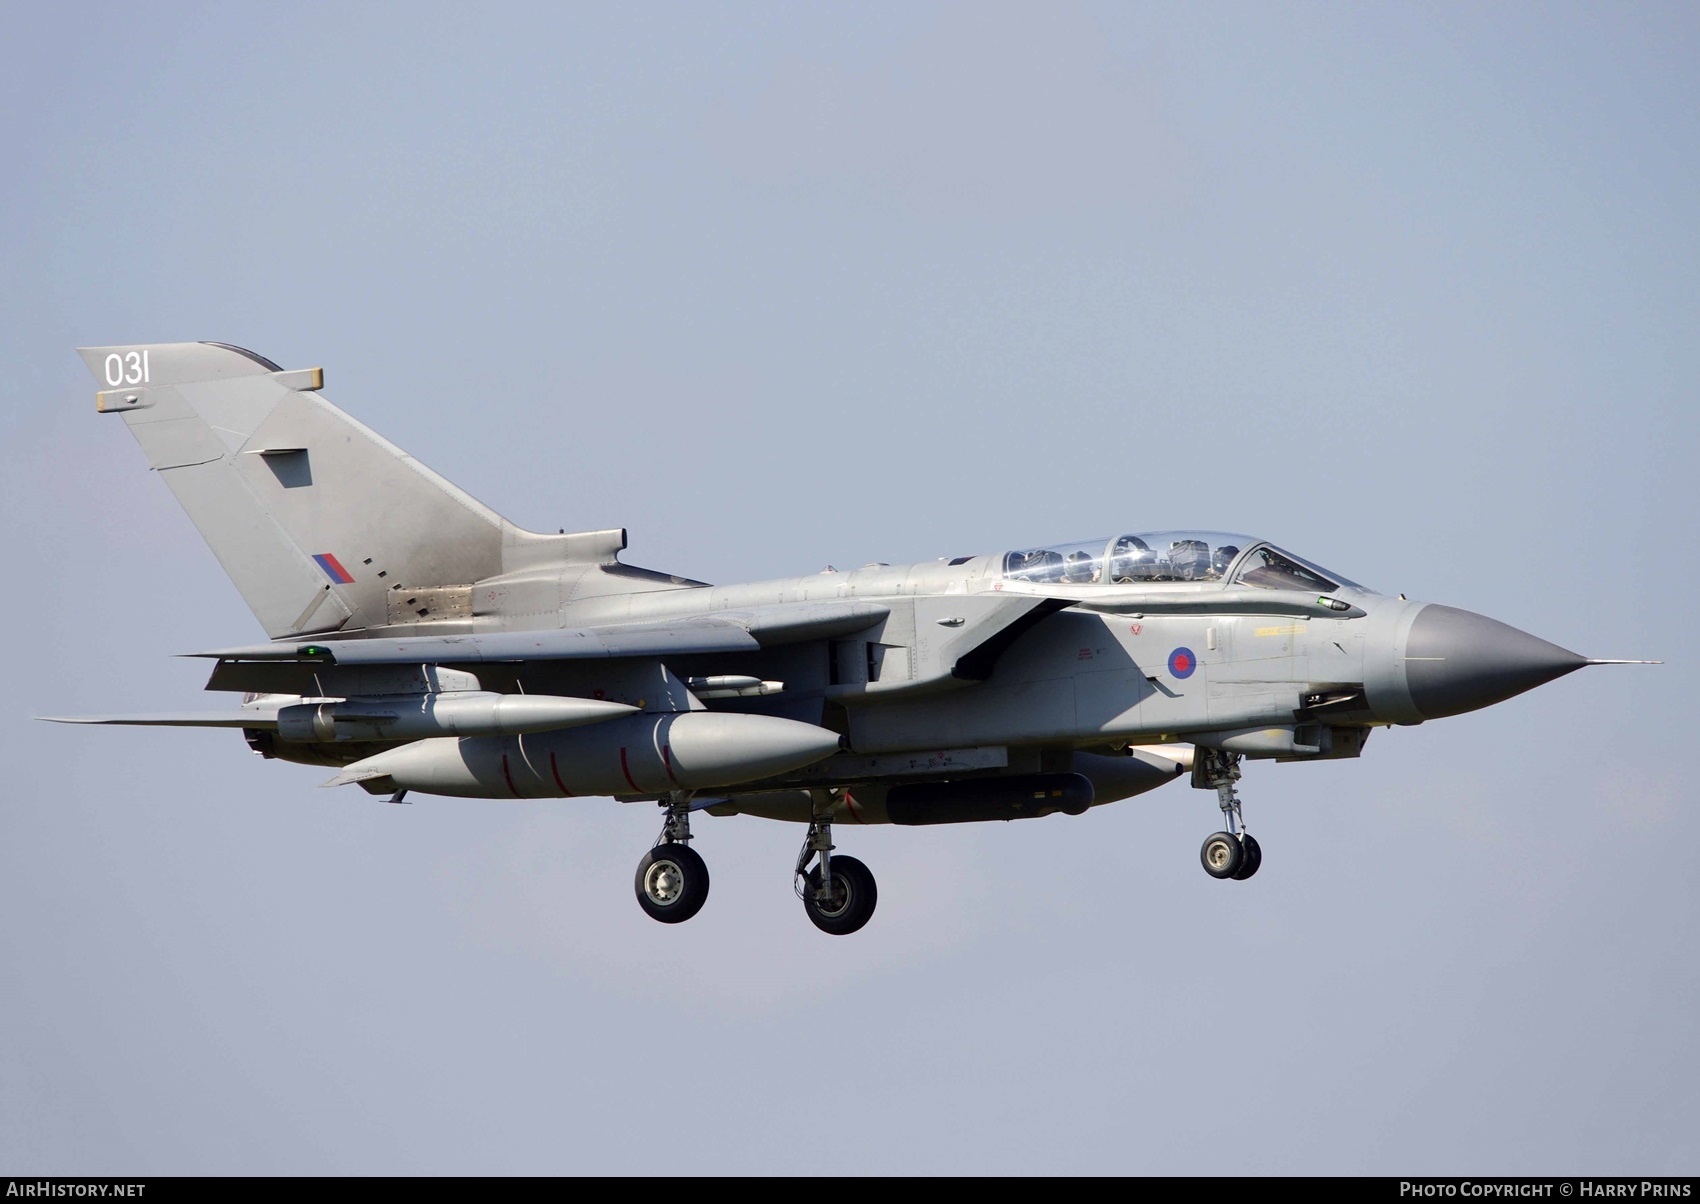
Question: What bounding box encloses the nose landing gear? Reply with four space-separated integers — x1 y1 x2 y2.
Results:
1198 749 1262 881
1200 830 1242 878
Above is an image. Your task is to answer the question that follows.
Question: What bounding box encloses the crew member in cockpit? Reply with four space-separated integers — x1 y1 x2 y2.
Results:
1064 550 1099 583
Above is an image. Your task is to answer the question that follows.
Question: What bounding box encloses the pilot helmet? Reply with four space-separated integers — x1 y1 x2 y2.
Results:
1064 550 1096 583
1212 545 1241 575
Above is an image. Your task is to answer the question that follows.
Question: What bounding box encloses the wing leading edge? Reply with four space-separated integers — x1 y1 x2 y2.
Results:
188 601 892 666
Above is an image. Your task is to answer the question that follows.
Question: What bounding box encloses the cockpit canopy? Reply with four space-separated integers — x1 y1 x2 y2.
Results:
1000 532 1358 592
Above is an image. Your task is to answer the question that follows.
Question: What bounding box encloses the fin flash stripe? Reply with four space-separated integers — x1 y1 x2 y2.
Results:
312 553 355 584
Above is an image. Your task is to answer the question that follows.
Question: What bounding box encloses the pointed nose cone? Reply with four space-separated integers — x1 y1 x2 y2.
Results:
1405 604 1588 720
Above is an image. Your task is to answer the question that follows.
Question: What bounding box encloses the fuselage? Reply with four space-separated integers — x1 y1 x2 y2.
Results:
250 530 1589 815
479 535 1445 749
65 341 1629 924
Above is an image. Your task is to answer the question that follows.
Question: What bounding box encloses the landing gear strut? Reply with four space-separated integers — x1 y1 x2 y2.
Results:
1198 749 1262 881
794 794 877 935
634 792 710 923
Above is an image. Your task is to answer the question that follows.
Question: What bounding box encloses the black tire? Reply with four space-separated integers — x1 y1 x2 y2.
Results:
1232 833 1262 880
634 843 710 924
802 854 878 935
1200 831 1242 879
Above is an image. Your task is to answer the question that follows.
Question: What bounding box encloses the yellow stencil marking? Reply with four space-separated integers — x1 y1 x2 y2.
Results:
1255 625 1303 637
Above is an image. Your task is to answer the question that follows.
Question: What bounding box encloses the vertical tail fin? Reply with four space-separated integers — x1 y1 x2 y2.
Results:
80 342 513 638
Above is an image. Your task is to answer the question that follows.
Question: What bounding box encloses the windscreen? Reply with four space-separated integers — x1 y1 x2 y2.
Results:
1231 545 1360 592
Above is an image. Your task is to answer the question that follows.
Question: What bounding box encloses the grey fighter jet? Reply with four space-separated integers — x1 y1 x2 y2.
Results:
51 342 1656 935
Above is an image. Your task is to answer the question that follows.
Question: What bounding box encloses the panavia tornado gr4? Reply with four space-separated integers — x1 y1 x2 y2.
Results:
52 342 1656 935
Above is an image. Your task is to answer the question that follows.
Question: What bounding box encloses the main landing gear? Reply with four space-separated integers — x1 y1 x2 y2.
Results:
1197 750 1262 882
794 797 877 936
632 790 879 934
634 794 710 923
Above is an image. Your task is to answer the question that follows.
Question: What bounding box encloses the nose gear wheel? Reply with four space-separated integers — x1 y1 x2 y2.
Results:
1198 750 1263 881
1232 832 1262 880
1201 831 1242 878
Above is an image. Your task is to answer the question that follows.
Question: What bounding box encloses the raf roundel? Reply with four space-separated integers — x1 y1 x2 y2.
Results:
1168 647 1198 679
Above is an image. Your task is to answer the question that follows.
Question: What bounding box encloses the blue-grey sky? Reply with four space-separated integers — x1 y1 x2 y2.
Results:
2 1 1695 1175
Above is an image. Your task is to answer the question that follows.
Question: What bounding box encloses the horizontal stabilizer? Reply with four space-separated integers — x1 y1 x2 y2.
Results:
44 693 640 743
39 710 280 728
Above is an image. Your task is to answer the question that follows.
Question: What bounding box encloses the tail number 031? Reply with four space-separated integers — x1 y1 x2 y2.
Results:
104 350 151 387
